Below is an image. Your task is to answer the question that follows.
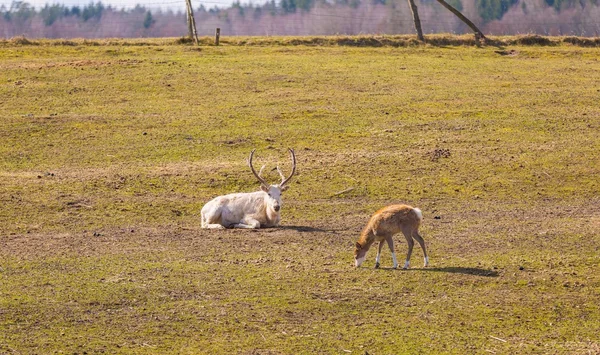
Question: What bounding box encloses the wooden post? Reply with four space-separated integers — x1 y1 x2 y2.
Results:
407 0 424 42
185 0 199 45
215 28 220 46
435 0 486 42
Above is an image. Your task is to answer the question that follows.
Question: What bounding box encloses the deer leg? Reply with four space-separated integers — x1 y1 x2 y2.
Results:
204 223 226 229
201 207 226 229
402 228 415 269
385 236 398 269
375 241 385 269
412 231 428 267
233 217 261 229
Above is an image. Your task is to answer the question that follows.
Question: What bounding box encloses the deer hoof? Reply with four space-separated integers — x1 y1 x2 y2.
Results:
374 263 380 269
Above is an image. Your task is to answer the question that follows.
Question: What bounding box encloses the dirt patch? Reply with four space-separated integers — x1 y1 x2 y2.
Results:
3 197 598 260
429 148 451 161
5 59 144 70
495 49 519 56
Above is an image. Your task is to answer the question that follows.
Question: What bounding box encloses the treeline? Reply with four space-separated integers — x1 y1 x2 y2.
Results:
2 2 105 24
0 1 179 38
1 2 154 27
1 0 600 38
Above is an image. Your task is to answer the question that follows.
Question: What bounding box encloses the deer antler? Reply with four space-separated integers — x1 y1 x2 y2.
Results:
279 148 296 187
276 166 285 184
248 149 268 188
259 165 266 178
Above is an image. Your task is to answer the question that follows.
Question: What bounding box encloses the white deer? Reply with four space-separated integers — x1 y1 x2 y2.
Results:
201 148 296 229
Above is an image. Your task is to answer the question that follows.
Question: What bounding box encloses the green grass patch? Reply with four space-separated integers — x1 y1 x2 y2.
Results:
1 37 599 353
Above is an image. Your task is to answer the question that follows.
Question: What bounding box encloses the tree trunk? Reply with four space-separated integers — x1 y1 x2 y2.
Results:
185 0 199 45
407 0 424 42
435 0 486 41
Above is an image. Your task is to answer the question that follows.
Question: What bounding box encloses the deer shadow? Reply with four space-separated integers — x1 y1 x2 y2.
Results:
376 266 498 277
278 225 341 233
413 266 499 277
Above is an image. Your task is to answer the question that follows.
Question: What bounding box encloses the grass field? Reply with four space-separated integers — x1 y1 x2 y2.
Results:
1 37 600 354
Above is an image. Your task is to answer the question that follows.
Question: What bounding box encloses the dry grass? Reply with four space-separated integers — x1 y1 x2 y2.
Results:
2 34 600 47
1 37 599 354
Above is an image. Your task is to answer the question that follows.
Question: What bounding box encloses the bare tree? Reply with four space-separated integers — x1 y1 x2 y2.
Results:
184 0 199 44
407 0 424 41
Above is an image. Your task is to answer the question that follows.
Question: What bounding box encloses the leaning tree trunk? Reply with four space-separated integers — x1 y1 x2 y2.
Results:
185 0 199 45
407 0 424 42
435 0 486 41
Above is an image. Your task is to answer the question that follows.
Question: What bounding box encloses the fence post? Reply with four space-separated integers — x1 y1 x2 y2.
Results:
215 28 220 46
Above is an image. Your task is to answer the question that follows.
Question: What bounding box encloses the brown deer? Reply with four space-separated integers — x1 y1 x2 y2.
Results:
354 204 428 269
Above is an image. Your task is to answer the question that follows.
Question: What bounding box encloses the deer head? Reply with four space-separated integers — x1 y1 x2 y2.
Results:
249 148 296 213
354 242 368 267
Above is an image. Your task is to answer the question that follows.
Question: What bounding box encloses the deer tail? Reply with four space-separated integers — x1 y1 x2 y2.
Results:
412 207 423 222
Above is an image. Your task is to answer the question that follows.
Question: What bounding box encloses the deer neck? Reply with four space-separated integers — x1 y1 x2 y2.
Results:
357 228 376 251
266 207 280 224
262 198 280 226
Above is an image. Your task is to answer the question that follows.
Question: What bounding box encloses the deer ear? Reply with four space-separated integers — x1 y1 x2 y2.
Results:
260 185 269 193
280 185 289 191
355 242 362 250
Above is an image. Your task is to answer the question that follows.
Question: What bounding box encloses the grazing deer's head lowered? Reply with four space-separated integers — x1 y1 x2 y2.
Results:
355 204 428 269
201 148 297 229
